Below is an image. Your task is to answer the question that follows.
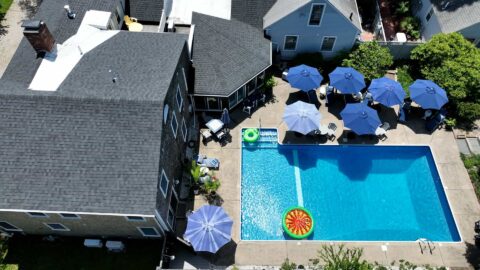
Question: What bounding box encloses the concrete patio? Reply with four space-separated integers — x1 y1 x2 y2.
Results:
185 77 480 268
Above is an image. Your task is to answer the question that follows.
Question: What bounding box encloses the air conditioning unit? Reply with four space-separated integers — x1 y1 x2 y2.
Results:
167 20 175 32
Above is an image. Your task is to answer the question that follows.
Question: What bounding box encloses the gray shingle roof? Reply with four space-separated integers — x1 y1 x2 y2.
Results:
329 0 362 31
431 0 480 33
191 12 271 96
128 0 164 22
230 0 277 29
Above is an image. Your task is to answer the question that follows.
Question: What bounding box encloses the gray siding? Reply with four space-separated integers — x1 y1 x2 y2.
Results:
0 211 162 239
267 0 359 60
459 22 480 41
422 12 442 39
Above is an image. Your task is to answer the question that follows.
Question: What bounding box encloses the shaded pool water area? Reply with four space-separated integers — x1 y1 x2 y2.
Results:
241 129 460 241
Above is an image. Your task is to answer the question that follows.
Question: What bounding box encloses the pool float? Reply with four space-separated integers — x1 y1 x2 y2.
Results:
282 206 314 239
243 128 259 143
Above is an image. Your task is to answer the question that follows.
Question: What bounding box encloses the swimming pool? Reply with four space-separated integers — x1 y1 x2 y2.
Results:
241 129 460 242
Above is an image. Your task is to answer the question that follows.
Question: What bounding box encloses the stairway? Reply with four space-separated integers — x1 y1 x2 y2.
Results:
456 137 480 155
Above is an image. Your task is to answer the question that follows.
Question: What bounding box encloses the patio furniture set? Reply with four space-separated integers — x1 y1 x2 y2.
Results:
242 92 267 116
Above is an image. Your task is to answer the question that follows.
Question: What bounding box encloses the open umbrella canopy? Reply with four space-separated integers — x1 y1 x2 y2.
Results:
329 67 366 94
368 77 406 107
184 205 233 253
340 103 381 135
409 80 448 109
283 101 321 135
286 64 323 92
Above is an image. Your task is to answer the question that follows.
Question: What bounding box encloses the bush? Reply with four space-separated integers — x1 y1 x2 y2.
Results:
396 65 413 97
395 1 409 15
399 16 420 40
280 258 297 270
342 41 393 82
310 245 373 270
461 154 480 202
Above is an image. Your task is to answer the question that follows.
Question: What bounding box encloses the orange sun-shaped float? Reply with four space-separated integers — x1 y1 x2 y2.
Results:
282 206 314 239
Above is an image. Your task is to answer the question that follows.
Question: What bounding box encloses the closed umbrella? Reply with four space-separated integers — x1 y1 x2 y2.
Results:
409 80 448 109
286 64 323 92
340 103 381 135
368 77 406 107
283 101 321 135
220 108 231 127
184 205 233 253
329 67 366 94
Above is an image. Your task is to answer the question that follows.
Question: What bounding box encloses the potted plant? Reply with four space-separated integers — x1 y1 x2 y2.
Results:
444 118 456 131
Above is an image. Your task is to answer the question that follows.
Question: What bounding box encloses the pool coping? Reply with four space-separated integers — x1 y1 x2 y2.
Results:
238 127 464 244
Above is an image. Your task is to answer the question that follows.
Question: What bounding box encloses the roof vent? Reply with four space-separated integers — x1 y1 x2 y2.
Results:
22 20 55 54
64 5 76 19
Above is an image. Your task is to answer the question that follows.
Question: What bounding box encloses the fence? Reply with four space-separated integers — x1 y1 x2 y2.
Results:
378 41 424 59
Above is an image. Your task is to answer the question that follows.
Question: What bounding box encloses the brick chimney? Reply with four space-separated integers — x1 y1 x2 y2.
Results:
22 20 55 54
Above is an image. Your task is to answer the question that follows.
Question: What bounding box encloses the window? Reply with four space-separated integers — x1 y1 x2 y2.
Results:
426 7 434 22
45 223 70 231
167 207 175 228
137 227 160 237
256 72 265 87
159 169 169 197
163 104 169 124
176 85 183 111
181 118 187 142
171 112 178 137
59 213 80 219
228 92 237 108
0 221 22 231
283 36 298 51
237 87 245 104
206 97 220 110
246 78 256 94
321 37 336 51
308 4 325 26
126 216 146 222
27 212 48 218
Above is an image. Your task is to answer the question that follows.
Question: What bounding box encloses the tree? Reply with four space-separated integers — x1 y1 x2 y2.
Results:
411 33 480 122
0 237 8 270
342 42 393 82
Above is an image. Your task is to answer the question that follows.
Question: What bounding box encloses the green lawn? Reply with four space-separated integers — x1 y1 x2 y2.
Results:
0 0 14 15
2 236 162 270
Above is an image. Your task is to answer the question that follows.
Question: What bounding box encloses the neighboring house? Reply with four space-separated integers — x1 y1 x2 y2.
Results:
413 0 480 47
0 0 194 261
232 0 362 60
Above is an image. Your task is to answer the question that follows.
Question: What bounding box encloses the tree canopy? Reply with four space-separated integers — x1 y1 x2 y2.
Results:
342 41 393 82
411 33 480 122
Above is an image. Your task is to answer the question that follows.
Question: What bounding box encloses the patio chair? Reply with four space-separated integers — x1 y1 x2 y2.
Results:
196 155 220 169
201 130 212 145
325 86 335 106
124 15 143 31
327 123 337 141
377 122 390 141
243 99 253 116
426 110 446 133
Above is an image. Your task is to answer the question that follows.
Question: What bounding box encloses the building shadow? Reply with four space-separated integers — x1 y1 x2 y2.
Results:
431 0 479 12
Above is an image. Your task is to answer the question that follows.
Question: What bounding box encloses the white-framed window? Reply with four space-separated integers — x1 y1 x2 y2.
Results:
125 216 146 222
171 112 178 138
181 118 187 142
0 221 22 232
283 35 298 51
167 207 175 228
45 223 70 231
320 36 336 51
137 227 160 237
163 104 169 124
27 212 48 218
159 169 169 197
426 7 434 22
308 4 325 26
176 85 183 111
59 213 80 219
228 92 238 108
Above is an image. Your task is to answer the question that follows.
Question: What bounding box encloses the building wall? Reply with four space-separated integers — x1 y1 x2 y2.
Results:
266 0 360 60
156 42 193 233
459 22 480 41
0 211 162 239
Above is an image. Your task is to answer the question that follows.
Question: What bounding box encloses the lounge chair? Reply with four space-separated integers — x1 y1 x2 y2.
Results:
124 15 143 32
377 122 390 140
426 110 446 133
196 155 220 169
327 123 337 141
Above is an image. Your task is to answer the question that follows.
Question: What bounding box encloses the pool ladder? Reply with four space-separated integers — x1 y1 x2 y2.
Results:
417 238 435 254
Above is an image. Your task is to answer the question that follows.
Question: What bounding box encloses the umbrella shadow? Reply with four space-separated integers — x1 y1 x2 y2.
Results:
401 107 431 134
336 146 373 180
285 91 320 109
278 144 320 170
199 240 237 267
326 94 346 120
375 105 399 130
336 130 380 145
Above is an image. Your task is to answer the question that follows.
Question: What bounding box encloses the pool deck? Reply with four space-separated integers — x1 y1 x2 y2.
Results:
193 77 480 268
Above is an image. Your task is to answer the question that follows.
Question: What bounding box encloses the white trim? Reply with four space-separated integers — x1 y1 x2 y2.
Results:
163 104 169 124
26 212 49 218
176 85 183 111
171 112 178 138
154 209 170 232
0 221 22 232
125 216 146 222
181 117 187 142
167 207 175 229
44 223 70 231
159 169 169 198
0 209 154 218
283 35 299 51
182 68 188 92
137 227 161 237
307 3 326 27
58 213 81 220
320 36 337 52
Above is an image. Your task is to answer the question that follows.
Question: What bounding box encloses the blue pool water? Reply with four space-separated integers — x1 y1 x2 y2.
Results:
241 129 460 241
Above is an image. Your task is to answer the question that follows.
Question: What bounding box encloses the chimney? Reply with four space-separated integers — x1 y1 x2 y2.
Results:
22 20 55 54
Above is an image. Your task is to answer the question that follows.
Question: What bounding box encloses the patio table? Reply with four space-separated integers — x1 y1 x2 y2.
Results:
206 119 224 133
319 125 329 135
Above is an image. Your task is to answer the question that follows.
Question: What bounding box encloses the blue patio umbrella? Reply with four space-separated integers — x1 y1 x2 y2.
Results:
184 205 233 253
409 80 448 109
283 101 321 135
340 103 381 135
220 108 231 127
329 67 366 94
368 77 406 107
286 64 323 91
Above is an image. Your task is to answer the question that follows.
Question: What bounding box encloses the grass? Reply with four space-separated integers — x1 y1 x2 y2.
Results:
461 154 480 203
2 236 162 270
396 65 414 97
0 0 14 15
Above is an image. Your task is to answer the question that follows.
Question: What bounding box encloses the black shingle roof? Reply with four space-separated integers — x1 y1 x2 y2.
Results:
230 0 276 29
128 0 164 22
191 12 271 97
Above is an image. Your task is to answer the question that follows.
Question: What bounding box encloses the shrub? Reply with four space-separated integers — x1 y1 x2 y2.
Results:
189 160 201 183
280 258 297 270
395 1 409 15
399 16 420 40
342 42 393 82
311 245 373 270
396 65 413 97
461 154 480 202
